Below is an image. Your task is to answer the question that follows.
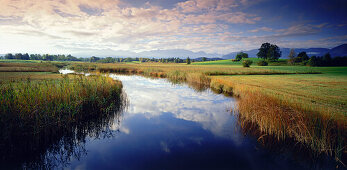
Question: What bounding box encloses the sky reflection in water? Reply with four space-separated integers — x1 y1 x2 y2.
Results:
66 75 307 170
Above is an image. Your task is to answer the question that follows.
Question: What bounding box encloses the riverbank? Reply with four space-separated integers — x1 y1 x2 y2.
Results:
68 62 346 163
0 63 125 168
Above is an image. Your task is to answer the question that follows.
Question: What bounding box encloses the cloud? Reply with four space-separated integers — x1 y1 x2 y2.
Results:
111 75 240 139
0 0 344 55
249 27 273 33
275 24 322 37
0 0 264 54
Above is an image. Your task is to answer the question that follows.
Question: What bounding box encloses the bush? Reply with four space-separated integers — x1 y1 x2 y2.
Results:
257 60 268 66
231 59 240 62
242 60 253 67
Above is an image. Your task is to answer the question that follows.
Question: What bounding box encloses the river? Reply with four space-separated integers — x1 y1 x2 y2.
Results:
4 72 338 169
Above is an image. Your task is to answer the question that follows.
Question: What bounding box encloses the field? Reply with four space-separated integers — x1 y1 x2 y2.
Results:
193 58 288 65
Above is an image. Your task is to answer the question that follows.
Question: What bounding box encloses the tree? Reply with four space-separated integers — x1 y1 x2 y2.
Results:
322 53 332 66
235 52 248 61
44 54 53 61
14 53 23 60
308 56 318 66
90 56 100 62
202 57 207 61
257 42 281 61
22 53 30 60
186 57 191 64
287 49 296 65
5 53 14 59
296 52 309 63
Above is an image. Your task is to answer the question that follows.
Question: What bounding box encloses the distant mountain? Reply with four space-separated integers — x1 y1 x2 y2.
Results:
280 48 330 58
222 49 259 59
137 49 220 58
71 49 138 58
72 49 221 58
329 44 347 57
222 44 347 59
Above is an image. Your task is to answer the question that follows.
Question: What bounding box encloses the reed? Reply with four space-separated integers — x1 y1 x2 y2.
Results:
235 90 346 164
0 74 124 129
210 76 346 164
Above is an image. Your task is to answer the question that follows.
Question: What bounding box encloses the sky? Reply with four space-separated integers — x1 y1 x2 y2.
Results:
0 0 346 56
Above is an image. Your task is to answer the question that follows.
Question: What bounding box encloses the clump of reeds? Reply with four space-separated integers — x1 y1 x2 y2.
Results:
209 77 346 164
0 74 124 127
235 90 346 165
0 74 125 169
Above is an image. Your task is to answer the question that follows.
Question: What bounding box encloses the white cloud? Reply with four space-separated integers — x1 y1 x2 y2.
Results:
111 74 242 140
0 0 262 54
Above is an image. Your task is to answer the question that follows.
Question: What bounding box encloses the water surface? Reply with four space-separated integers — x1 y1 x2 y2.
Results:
64 75 323 170
2 74 338 169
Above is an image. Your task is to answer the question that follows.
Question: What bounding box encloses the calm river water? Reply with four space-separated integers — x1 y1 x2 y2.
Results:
3 73 338 169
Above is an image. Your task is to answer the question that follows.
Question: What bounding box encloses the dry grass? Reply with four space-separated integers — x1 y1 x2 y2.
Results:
0 74 123 116
210 75 346 163
238 91 345 155
0 72 63 83
70 62 319 76
210 75 347 116
0 62 60 73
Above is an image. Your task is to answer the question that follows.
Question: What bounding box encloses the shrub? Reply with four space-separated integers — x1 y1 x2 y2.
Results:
257 60 268 66
242 60 253 67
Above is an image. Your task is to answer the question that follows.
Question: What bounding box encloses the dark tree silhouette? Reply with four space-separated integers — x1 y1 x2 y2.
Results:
257 42 281 61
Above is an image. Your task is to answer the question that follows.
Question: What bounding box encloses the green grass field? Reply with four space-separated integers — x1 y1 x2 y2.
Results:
193 58 288 65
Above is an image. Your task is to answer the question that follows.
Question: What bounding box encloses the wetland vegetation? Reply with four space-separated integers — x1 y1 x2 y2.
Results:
0 55 346 168
0 61 125 168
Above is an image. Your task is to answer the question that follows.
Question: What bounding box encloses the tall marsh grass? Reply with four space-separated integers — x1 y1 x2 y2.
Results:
0 74 125 168
236 91 346 165
210 77 346 164
0 74 124 129
0 75 124 169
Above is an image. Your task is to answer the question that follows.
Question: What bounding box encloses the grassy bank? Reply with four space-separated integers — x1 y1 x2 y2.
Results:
0 62 125 168
0 74 123 120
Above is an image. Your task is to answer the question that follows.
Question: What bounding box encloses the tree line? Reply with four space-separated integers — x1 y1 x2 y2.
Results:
234 42 347 67
90 56 192 63
287 49 347 66
0 53 196 64
1 53 80 61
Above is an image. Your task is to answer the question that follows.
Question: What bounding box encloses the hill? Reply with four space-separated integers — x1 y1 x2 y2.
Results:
329 44 347 57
